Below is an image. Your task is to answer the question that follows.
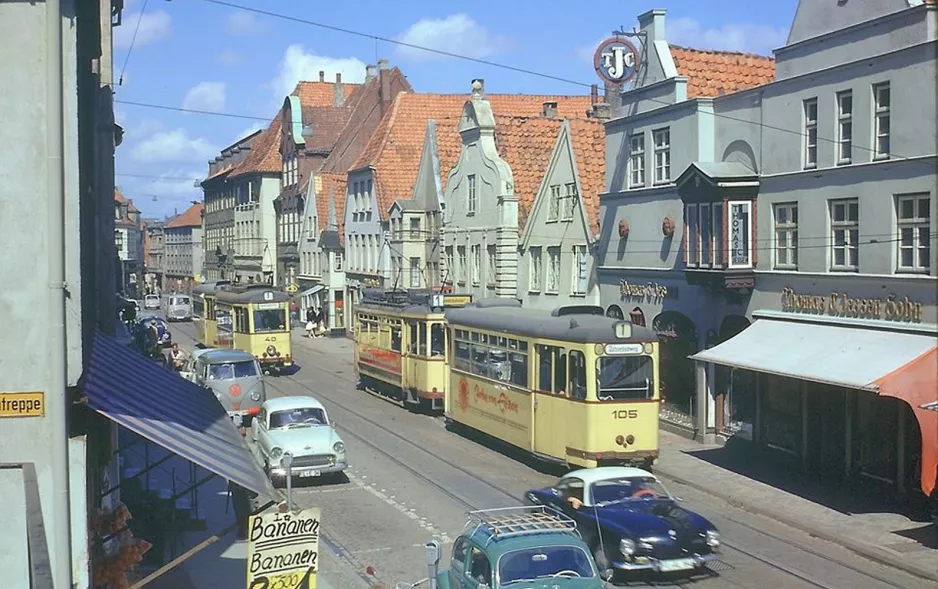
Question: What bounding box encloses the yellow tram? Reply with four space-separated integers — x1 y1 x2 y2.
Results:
212 284 294 373
444 299 660 469
192 280 229 348
354 289 471 411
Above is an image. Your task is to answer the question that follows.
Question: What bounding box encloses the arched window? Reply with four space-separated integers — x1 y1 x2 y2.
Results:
629 307 646 327
606 304 624 320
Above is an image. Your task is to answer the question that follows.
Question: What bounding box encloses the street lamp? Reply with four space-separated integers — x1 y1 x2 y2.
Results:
281 451 294 511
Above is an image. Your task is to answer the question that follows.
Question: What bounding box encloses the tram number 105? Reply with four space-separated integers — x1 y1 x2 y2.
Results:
612 409 639 419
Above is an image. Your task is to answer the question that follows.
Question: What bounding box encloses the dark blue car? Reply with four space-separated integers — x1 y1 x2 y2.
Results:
524 466 720 581
136 314 172 348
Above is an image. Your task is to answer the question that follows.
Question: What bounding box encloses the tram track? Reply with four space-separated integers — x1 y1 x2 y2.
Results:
170 325 920 589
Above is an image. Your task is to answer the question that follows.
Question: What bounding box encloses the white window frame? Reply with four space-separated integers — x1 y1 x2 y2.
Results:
409 217 421 240
562 183 577 221
547 185 561 221
467 175 477 215
686 203 699 267
712 203 724 266
727 200 754 269
334 251 343 272
873 83 890 160
470 244 481 285
628 133 645 188
529 246 542 292
773 203 799 270
836 91 852 165
410 257 421 288
572 245 588 295
457 245 467 284
486 244 496 286
653 128 671 184
830 198 859 272
803 98 818 169
546 247 561 293
896 194 930 274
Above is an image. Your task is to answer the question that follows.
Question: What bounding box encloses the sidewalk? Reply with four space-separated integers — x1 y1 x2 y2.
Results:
654 431 938 583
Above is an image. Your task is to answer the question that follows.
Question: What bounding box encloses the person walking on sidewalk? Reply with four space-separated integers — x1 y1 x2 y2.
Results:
228 480 253 540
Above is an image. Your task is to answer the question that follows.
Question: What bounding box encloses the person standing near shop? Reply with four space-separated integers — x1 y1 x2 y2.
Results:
228 480 253 540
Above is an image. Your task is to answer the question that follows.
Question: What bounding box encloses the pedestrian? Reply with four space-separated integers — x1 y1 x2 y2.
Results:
305 307 316 338
290 301 298 327
228 480 253 540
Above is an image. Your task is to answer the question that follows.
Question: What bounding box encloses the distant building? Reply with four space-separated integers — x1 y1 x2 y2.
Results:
164 202 205 293
143 218 166 294
114 189 145 297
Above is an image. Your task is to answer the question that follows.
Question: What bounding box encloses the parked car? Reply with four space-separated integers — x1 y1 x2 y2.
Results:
524 467 720 580
144 294 161 310
251 396 347 486
166 293 193 322
424 506 603 588
180 348 266 423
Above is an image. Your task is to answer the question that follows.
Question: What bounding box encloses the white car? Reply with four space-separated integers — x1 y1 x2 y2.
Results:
251 396 347 485
144 294 161 310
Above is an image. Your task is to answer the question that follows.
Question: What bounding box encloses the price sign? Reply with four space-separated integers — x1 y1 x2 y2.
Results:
247 508 320 589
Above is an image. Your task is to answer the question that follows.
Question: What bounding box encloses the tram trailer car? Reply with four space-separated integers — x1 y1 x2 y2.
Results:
444 298 661 470
214 284 293 373
354 289 470 412
192 280 230 348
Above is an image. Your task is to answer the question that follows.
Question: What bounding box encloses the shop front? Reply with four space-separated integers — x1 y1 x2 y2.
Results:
692 280 938 499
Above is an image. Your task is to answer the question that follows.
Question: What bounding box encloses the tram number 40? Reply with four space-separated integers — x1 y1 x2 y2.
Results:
264 337 277 342
612 409 639 419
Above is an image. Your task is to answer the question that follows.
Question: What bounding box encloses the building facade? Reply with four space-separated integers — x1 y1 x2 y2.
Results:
164 203 205 293
114 190 145 298
310 176 348 335
144 219 165 294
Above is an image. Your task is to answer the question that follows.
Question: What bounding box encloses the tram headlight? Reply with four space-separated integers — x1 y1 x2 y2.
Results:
266 345 276 355
270 447 283 460
626 434 635 445
643 343 654 354
594 344 605 355
619 538 636 556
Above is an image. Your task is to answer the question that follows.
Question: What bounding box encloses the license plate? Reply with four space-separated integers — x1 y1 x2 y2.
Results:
298 470 321 478
659 558 695 572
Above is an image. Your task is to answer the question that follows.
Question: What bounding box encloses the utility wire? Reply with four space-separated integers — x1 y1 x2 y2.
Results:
118 0 150 86
115 99 273 122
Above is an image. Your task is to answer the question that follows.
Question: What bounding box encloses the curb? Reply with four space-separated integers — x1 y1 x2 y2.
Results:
320 535 375 589
654 464 938 584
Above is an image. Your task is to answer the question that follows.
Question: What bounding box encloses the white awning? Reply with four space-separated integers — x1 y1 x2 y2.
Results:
690 318 938 391
299 284 325 298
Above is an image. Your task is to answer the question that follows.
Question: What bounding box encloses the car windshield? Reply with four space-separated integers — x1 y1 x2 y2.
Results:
590 476 672 505
269 407 327 429
498 546 594 585
253 309 286 333
170 296 190 305
207 360 257 380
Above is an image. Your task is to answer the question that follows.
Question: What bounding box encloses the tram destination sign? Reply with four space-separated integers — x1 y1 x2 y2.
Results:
247 507 320 589
780 287 924 323
0 392 45 418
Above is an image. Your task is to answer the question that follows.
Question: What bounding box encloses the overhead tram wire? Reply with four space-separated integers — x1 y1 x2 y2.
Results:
117 0 150 86
151 0 914 162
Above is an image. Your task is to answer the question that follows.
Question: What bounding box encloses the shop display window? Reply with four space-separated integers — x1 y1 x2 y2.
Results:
762 376 801 454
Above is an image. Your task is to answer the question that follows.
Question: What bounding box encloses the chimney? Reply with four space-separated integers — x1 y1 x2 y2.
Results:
590 84 599 105
637 9 667 45
604 82 623 109
318 70 325 82
366 64 377 82
470 79 485 99
334 72 345 106
590 102 612 122
378 58 391 107
542 101 558 119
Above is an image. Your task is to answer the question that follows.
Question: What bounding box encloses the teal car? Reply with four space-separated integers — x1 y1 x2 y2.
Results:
428 506 603 589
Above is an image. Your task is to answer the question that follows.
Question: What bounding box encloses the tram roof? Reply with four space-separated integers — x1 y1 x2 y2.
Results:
192 280 231 296
215 285 292 304
357 288 466 317
444 299 658 344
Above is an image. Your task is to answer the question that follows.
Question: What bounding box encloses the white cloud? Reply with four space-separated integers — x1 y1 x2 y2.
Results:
270 45 366 99
224 11 268 36
233 123 265 143
394 14 510 63
217 50 243 67
124 118 164 140
131 129 218 163
182 82 227 112
666 17 787 56
146 170 205 198
113 10 172 49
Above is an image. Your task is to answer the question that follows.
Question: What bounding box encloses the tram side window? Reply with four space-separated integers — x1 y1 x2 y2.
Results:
234 308 249 333
408 322 419 355
417 322 427 356
596 356 654 401
509 351 528 388
537 345 552 392
569 350 587 400
554 348 567 395
391 326 402 352
471 344 489 377
430 324 445 357
454 341 471 372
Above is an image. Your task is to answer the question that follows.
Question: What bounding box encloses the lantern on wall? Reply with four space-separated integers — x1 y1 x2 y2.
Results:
617 219 630 238
662 216 675 238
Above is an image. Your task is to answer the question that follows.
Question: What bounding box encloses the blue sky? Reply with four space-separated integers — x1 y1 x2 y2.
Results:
114 0 797 219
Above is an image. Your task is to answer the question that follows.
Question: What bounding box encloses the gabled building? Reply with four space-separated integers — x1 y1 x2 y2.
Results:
518 116 608 310
274 75 362 290
297 59 412 312
164 202 205 293
114 189 145 297
302 172 348 335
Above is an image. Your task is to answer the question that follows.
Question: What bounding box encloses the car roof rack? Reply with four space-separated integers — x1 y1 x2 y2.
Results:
466 506 579 545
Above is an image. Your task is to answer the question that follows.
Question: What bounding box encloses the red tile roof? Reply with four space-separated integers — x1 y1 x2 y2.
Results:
566 119 605 237
292 80 360 107
230 117 282 177
165 202 204 228
670 45 775 98
356 92 593 220
301 106 352 153
315 171 348 239
114 189 127 203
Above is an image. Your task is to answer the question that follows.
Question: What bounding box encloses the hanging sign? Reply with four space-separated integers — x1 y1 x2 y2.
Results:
594 37 641 85
247 507 320 589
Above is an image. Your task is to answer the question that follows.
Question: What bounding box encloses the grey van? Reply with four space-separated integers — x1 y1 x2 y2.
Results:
181 348 266 423
167 293 193 322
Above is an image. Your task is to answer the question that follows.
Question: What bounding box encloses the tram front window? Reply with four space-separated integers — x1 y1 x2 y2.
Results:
596 356 654 401
253 309 286 332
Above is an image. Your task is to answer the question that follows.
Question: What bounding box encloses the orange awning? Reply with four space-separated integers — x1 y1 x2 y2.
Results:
873 346 938 496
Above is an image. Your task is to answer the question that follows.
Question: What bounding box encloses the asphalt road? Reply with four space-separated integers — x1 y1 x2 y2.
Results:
171 323 935 589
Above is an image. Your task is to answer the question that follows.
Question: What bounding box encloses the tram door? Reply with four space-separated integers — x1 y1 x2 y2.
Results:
533 344 567 458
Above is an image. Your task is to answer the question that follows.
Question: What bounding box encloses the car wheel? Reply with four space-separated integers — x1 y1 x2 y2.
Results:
593 543 614 582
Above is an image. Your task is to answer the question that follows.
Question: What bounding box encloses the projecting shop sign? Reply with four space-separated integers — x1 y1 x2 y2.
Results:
247 507 320 589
